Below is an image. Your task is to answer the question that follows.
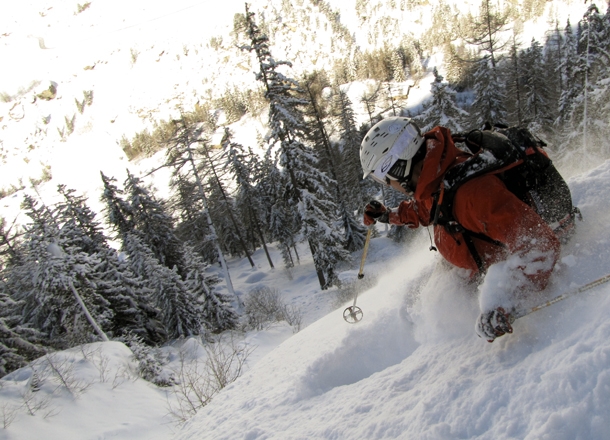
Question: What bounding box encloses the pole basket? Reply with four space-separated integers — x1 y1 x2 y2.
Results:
343 306 363 324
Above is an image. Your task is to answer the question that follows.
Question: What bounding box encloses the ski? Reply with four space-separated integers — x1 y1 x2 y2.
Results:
511 272 610 322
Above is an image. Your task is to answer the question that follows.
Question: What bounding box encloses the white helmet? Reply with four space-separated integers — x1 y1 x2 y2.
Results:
360 117 425 185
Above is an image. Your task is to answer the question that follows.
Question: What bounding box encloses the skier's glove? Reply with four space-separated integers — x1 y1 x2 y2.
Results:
475 307 513 342
364 200 389 226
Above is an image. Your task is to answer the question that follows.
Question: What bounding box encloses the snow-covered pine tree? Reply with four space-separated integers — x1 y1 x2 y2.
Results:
504 36 525 126
470 57 508 127
122 232 202 340
461 0 510 127
222 128 275 268
100 172 135 238
332 86 375 210
571 4 609 155
300 76 367 253
124 170 188 277
10 196 112 348
171 175 217 263
588 4 610 155
182 245 238 333
301 73 337 189
0 280 46 377
521 38 555 135
330 86 369 252
414 67 469 132
259 155 300 268
542 23 564 137
163 117 236 296
556 19 579 128
240 5 350 289
196 136 255 267
205 176 246 259
57 185 163 344
0 217 24 268
56 185 107 254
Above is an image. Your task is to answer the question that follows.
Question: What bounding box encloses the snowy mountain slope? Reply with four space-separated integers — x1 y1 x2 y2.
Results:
173 161 610 440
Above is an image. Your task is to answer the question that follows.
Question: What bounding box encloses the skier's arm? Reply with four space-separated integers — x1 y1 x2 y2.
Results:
363 200 422 227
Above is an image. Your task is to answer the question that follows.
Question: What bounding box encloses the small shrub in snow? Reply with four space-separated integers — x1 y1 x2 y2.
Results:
167 335 252 424
242 286 302 332
125 336 175 387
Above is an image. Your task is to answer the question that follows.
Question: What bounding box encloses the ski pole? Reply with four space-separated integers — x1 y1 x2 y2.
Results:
512 272 610 322
358 227 373 280
343 228 372 323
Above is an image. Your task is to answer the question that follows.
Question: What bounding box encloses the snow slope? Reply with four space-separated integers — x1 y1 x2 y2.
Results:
172 161 610 440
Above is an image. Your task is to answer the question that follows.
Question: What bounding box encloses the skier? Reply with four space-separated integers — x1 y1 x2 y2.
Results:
360 117 563 342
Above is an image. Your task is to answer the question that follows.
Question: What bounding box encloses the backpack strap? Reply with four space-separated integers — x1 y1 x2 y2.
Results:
434 130 521 228
432 130 524 274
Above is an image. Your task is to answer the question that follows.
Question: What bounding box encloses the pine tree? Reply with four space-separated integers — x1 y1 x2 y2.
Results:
122 233 202 340
198 136 255 266
222 129 275 268
100 172 135 238
0 277 46 377
331 87 369 252
206 176 245 258
182 246 238 333
240 4 350 289
556 20 579 127
10 196 111 348
503 36 525 126
543 23 564 136
574 4 609 154
124 170 188 277
463 0 511 69
59 185 163 344
414 67 469 132
333 86 371 208
470 58 508 126
260 156 300 268
163 118 237 296
171 174 215 262
521 38 555 135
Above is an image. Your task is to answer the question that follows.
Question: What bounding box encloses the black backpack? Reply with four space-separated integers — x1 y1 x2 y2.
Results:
430 126 581 272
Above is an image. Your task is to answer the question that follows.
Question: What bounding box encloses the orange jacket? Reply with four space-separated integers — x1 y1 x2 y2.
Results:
388 126 560 289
